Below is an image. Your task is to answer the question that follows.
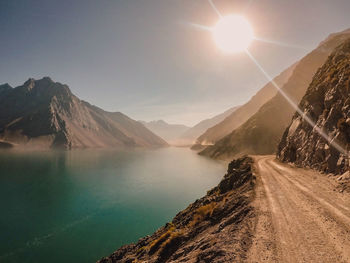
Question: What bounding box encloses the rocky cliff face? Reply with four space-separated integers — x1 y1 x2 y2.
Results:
98 157 256 263
278 39 350 175
0 77 167 149
199 29 350 160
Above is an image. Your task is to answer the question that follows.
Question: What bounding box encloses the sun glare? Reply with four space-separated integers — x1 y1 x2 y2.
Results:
212 15 254 53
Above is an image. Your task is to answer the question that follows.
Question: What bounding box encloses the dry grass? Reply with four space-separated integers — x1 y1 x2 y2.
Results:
148 229 173 255
189 202 217 227
147 223 184 253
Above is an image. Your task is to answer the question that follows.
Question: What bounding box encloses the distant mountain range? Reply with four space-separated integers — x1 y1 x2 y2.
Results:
175 106 239 146
0 77 167 149
141 106 239 146
139 120 190 143
199 28 350 159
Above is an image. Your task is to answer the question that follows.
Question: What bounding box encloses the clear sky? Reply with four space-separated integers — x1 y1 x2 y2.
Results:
0 0 349 126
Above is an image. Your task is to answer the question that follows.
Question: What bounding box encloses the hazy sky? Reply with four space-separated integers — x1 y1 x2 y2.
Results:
0 0 349 126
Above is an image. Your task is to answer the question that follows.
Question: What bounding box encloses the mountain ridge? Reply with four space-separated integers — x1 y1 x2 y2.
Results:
0 77 168 149
193 62 297 147
199 29 350 159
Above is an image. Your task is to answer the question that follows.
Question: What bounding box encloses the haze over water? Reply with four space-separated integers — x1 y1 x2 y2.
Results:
0 147 226 263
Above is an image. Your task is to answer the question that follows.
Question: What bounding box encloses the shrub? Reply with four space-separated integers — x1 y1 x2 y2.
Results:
189 202 217 227
148 225 175 255
149 232 172 255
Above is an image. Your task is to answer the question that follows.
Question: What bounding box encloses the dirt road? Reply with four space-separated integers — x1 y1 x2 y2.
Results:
248 156 350 263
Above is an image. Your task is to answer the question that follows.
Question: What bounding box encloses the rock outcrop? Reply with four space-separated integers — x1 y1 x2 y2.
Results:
278 38 350 175
199 29 350 160
98 156 256 263
0 77 168 149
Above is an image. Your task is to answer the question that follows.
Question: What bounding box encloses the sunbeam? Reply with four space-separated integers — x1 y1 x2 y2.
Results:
254 37 308 50
185 22 212 32
208 0 222 18
213 15 254 53
245 49 349 157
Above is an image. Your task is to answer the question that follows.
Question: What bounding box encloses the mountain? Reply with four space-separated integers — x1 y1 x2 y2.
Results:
193 63 296 147
0 77 168 149
200 29 350 159
278 38 350 175
98 157 255 263
176 106 240 146
0 83 12 95
139 120 190 144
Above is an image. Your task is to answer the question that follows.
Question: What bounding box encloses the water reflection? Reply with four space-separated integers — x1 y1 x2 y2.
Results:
0 148 226 263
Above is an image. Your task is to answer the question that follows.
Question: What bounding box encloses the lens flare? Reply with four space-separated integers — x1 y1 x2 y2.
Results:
246 50 349 157
204 0 348 158
212 15 254 53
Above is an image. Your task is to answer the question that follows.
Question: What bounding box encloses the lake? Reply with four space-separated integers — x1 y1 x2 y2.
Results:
0 147 226 263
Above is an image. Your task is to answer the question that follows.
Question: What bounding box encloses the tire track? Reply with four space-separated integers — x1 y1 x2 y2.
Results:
248 156 350 263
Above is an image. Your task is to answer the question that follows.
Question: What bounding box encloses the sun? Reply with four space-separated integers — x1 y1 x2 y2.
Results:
212 15 254 53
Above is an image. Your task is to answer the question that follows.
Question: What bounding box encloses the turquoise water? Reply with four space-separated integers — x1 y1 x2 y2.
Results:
0 147 226 263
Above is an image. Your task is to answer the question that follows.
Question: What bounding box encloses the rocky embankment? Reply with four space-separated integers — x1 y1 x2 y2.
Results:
278 39 350 175
98 157 256 263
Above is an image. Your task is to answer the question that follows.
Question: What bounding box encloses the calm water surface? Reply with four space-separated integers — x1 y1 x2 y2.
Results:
0 147 226 263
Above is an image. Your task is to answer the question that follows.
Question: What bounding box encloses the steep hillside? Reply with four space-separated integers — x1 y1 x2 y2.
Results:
0 77 167 149
278 39 350 175
177 106 239 146
193 63 296 147
98 157 256 263
200 29 350 159
140 120 189 144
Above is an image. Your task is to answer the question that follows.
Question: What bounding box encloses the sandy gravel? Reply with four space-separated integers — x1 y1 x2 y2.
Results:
248 156 350 263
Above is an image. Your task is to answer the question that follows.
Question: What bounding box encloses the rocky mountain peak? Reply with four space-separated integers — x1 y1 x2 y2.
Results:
19 77 73 101
41 76 54 82
23 78 35 90
0 77 167 149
